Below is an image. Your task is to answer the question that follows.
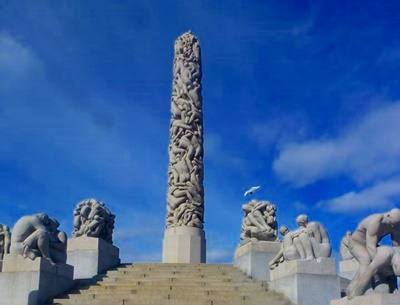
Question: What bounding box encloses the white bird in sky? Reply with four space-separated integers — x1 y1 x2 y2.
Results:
244 186 261 197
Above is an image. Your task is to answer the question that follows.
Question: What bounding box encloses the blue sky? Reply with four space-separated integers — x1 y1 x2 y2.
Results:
1 0 400 262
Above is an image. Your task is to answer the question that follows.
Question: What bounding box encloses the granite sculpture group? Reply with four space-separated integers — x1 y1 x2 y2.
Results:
0 199 120 305
73 198 115 243
235 200 400 305
0 31 399 305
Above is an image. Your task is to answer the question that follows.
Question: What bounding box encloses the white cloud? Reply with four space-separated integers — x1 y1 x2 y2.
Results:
0 32 44 88
273 102 400 186
207 248 233 263
318 177 400 213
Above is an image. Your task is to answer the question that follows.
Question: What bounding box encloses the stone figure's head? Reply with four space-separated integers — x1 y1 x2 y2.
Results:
296 214 309 227
279 225 289 236
37 213 51 225
383 208 400 225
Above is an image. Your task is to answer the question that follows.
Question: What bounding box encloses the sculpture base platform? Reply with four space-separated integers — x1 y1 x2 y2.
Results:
0 254 74 305
234 240 281 281
270 257 340 305
162 226 206 263
67 236 120 281
331 294 400 305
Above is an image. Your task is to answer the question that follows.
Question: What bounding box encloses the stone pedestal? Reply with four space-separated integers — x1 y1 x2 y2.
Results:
331 294 400 305
0 254 74 305
234 240 281 281
270 257 340 305
67 236 120 280
162 226 206 263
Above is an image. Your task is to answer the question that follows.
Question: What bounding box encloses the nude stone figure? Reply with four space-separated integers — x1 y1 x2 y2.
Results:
341 208 400 297
269 215 331 270
240 200 278 244
295 214 332 259
348 209 400 268
346 246 400 298
73 198 115 244
10 213 67 265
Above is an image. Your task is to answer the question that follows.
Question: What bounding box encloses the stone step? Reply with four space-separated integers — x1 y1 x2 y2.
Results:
107 270 244 277
53 294 290 305
96 280 265 288
68 288 268 297
48 263 291 305
80 285 268 294
102 275 249 282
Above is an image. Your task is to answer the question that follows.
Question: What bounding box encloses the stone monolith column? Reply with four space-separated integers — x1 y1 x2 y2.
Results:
162 31 206 263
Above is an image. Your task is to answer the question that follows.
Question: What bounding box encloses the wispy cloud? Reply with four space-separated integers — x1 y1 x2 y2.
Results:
207 248 233 263
273 102 400 187
318 177 400 213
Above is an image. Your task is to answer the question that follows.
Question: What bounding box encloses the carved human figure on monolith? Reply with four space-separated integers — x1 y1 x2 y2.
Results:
10 213 67 264
0 224 11 260
73 198 115 244
340 208 400 298
240 200 278 244
166 31 204 229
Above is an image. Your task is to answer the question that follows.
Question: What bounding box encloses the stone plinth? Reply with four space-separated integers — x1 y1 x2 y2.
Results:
0 254 73 305
270 257 340 305
331 294 400 305
234 240 281 281
67 236 120 281
163 226 206 263
339 259 359 280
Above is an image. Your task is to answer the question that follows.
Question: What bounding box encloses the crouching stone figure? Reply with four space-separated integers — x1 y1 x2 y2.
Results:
10 213 67 265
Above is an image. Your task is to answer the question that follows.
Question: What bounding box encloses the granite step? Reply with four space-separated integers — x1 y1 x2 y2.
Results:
48 263 292 305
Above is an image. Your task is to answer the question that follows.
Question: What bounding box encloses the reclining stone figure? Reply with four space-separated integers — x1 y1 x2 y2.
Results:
73 198 115 243
341 208 400 298
10 213 67 265
240 200 278 245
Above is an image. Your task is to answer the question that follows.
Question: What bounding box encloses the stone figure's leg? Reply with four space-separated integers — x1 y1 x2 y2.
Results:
299 232 314 259
293 237 306 259
23 229 54 263
347 246 391 299
349 240 372 278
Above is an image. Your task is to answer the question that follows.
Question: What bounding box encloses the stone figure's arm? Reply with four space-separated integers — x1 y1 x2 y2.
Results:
391 230 400 247
318 224 330 243
33 220 48 232
269 248 284 270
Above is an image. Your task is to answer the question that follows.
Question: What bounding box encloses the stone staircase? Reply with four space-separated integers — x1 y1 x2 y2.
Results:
49 263 291 305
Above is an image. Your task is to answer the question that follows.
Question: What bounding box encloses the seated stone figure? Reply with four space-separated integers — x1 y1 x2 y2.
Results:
269 215 331 270
240 200 278 245
10 213 67 265
269 225 311 269
295 214 332 259
346 246 400 299
0 224 11 260
73 198 115 243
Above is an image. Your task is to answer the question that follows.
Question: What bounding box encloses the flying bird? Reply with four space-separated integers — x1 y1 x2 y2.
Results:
244 186 261 197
